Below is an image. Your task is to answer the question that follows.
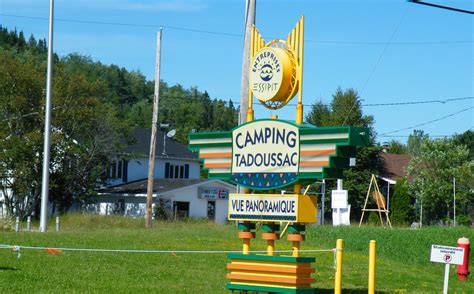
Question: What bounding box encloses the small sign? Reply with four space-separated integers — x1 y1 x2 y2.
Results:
228 194 317 223
331 190 348 209
430 245 465 265
198 188 228 200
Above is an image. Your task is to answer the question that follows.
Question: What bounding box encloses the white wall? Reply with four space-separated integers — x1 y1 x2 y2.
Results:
108 157 200 186
91 180 235 224
163 181 234 224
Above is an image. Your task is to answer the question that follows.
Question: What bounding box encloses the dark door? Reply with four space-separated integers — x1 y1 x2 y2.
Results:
207 201 216 220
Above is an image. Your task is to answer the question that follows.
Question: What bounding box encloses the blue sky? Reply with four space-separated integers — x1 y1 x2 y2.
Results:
1 0 472 143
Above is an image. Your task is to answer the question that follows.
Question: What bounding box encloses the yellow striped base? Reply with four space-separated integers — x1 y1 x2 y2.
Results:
226 254 315 293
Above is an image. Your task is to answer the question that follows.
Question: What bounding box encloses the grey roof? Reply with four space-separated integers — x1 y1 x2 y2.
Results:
100 178 209 195
125 128 197 160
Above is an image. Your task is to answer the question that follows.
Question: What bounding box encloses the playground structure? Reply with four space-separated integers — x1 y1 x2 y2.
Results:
188 16 369 293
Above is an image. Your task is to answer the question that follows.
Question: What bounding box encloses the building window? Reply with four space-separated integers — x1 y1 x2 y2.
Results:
108 159 124 180
165 162 190 179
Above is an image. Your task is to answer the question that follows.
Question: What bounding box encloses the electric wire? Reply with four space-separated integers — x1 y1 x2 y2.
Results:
379 106 474 135
1 13 472 45
342 6 410 126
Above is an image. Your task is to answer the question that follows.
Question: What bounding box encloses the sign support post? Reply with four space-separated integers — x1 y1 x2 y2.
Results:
188 16 369 293
430 244 465 294
443 263 450 294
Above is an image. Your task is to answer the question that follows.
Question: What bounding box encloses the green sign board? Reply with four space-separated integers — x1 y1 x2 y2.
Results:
189 119 368 190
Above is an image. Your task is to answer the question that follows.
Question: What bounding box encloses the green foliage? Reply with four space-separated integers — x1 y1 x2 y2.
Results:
390 177 414 224
456 215 471 226
385 139 407 154
306 87 375 141
407 138 473 224
0 26 239 217
453 129 474 160
305 87 378 220
367 211 380 225
407 129 429 156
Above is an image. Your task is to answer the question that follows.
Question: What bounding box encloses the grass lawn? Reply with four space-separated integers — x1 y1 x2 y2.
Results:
1 214 472 293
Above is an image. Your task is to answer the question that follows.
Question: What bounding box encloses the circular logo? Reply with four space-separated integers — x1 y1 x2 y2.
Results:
250 47 296 104
260 64 274 81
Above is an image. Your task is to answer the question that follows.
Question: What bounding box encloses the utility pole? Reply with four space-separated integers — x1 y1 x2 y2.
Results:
239 0 256 125
39 0 54 232
145 27 163 228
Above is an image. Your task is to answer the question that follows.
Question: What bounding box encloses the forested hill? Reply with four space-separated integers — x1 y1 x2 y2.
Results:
0 26 238 144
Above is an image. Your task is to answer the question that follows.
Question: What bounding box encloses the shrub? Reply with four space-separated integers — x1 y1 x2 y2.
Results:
390 177 414 225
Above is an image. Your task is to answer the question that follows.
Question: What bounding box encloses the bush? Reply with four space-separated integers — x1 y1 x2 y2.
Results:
368 211 380 225
456 215 472 226
390 177 414 225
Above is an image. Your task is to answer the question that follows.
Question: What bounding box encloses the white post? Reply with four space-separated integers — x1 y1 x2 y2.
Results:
387 182 390 211
55 216 60 232
420 196 423 228
40 0 54 233
145 28 163 228
321 180 325 225
15 216 20 232
337 179 342 225
337 179 343 190
453 177 456 227
26 216 31 231
443 263 450 294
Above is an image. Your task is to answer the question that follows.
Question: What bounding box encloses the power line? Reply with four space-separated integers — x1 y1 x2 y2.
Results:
379 106 474 136
379 134 451 138
362 96 474 106
157 95 474 108
409 0 474 15
1 13 472 45
343 6 409 126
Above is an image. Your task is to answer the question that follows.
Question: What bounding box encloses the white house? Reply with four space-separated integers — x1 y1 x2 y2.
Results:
88 128 236 223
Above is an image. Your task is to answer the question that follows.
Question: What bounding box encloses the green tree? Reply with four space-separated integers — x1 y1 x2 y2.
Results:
407 129 428 156
0 47 126 217
453 130 473 160
305 87 378 220
407 138 473 224
385 140 407 154
390 177 414 225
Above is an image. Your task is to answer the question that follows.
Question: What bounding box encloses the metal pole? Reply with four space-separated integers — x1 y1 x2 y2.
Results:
387 183 390 211
321 180 325 225
26 216 31 231
145 28 163 228
15 216 20 232
239 0 256 125
443 263 450 294
368 240 376 294
453 177 456 227
336 179 342 225
39 0 54 233
55 216 60 232
334 239 343 294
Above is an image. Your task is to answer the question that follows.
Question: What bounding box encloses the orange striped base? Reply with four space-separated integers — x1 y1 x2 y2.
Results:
226 254 315 293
